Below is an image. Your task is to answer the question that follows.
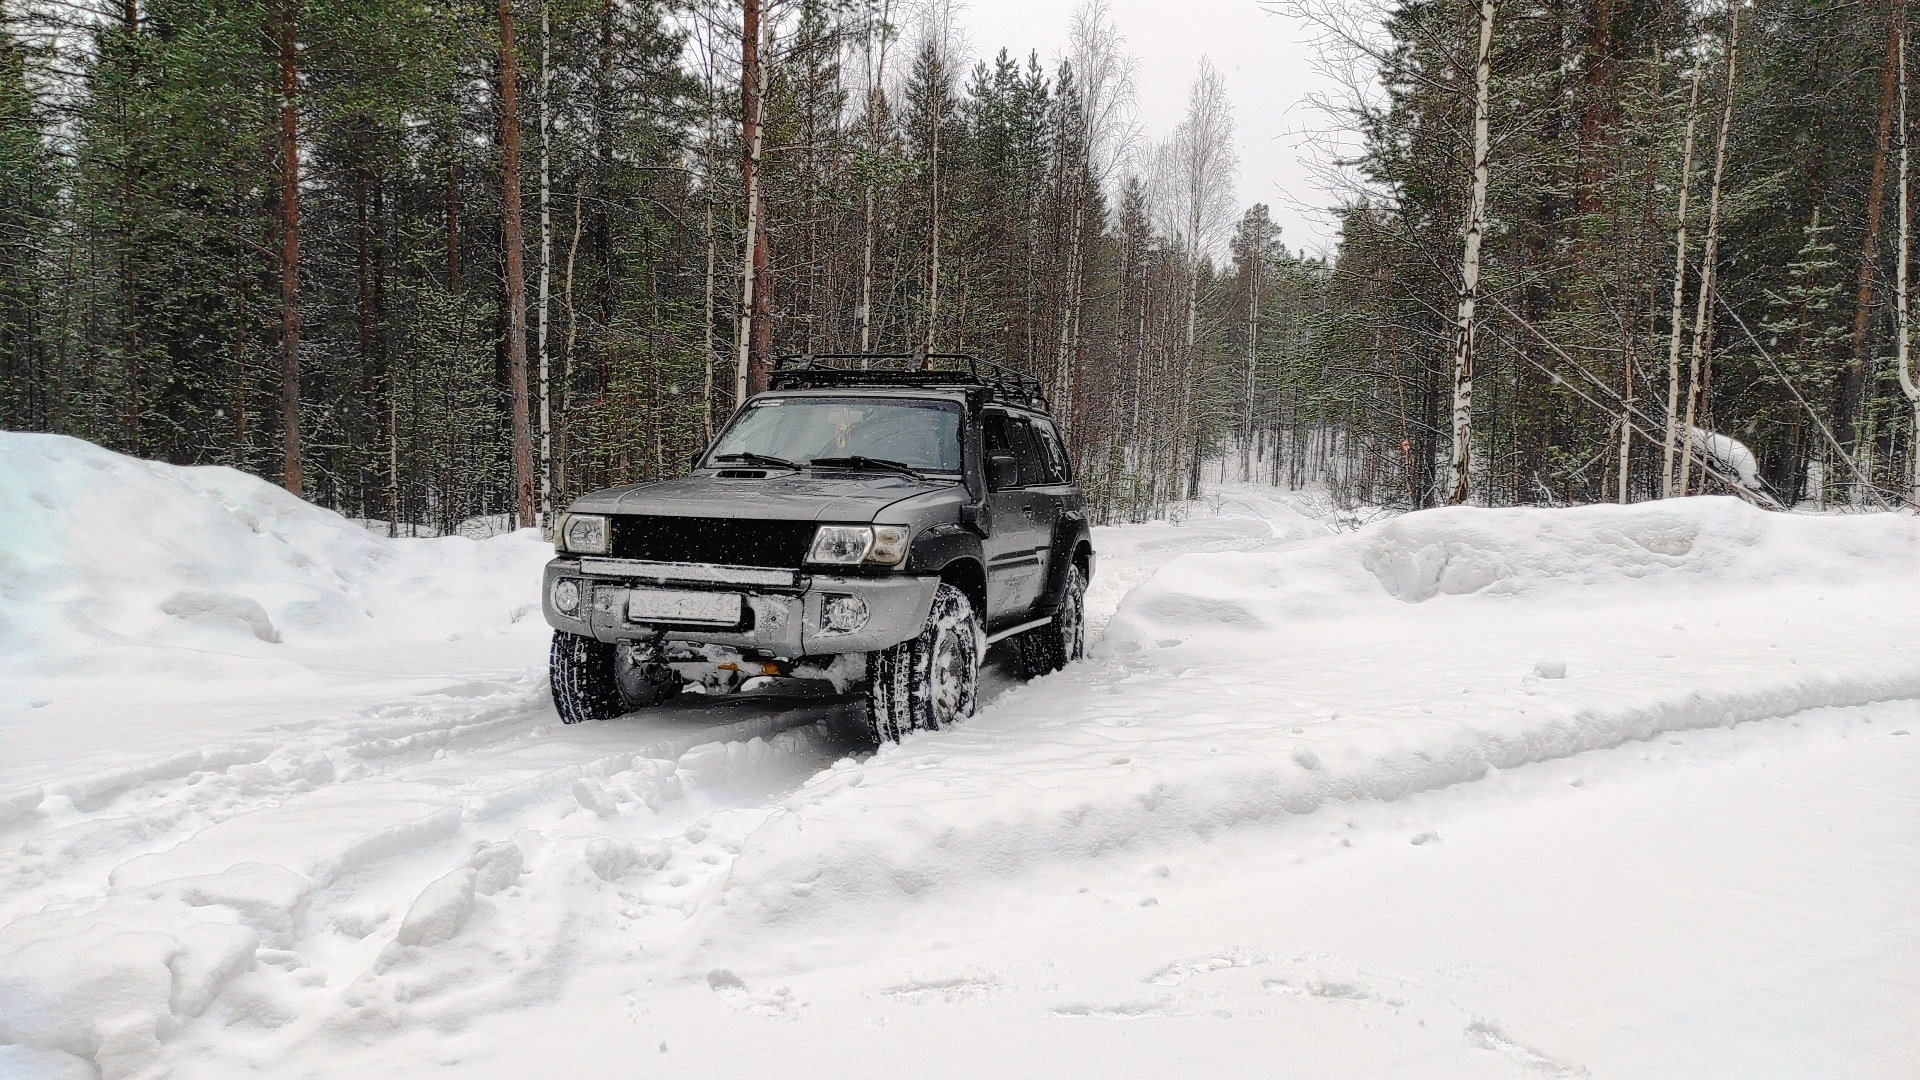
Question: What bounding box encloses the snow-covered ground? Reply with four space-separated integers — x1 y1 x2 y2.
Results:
2 431 1916 1080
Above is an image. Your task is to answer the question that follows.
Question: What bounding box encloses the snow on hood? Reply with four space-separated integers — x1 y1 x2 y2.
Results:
0 433 551 670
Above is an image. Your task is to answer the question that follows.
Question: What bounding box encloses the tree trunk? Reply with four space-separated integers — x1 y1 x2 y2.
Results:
1448 0 1496 506
1680 0 1741 497
925 55 943 357
1619 338 1634 503
858 5 891 356
1662 55 1704 496
1898 18 1920 505
278 0 303 497
498 0 536 526
735 0 770 399
1244 224 1261 483
1848 0 1905 464
561 188 583 496
537 0 552 525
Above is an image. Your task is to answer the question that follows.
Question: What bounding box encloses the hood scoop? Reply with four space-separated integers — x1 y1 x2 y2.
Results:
715 468 774 479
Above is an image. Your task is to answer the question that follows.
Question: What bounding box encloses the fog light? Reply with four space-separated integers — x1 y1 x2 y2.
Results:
552 577 582 615
821 593 868 633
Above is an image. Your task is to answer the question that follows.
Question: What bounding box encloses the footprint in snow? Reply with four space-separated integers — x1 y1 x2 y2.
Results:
707 969 800 1019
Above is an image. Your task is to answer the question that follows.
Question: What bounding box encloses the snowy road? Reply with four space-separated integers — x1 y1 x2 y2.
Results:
3 434 1917 1079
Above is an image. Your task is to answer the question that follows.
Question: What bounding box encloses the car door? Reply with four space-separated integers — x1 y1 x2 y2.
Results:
981 410 1047 624
1004 415 1059 609
1027 414 1079 582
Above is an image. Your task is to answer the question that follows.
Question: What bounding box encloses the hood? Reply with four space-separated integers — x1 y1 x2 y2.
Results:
569 471 960 523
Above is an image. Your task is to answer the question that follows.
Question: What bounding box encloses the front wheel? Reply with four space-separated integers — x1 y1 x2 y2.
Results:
550 631 679 724
865 583 981 743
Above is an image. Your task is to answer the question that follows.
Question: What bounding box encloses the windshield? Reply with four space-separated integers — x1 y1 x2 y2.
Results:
708 396 963 473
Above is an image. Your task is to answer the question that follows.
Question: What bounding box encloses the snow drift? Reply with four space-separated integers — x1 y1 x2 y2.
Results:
704 498 1920 940
0 432 549 670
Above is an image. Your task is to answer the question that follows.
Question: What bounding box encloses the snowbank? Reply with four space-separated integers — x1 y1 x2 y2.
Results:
0 433 549 668
703 498 1920 939
0 433 555 791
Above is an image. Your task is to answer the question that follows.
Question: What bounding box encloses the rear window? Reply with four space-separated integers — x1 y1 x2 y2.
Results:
1006 417 1051 487
1031 417 1072 484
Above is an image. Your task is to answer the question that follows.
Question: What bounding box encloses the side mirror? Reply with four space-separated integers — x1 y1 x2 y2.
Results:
987 454 1019 491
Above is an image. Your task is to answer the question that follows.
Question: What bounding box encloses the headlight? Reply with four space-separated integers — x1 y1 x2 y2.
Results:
807 525 873 564
806 525 912 566
868 525 911 566
561 513 610 554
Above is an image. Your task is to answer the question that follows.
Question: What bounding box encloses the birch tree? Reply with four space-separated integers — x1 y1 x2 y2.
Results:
1447 0 1495 506
1662 53 1704 497
856 0 894 355
735 0 770 401
1154 58 1236 495
1679 0 1741 497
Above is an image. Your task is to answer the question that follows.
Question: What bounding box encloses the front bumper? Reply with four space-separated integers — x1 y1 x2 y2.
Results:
540 557 939 658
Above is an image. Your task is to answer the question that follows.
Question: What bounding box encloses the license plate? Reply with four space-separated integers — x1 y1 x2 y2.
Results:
627 588 743 626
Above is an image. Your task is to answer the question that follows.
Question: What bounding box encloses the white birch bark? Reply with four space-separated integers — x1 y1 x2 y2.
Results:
735 6 769 402
699 0 719 436
1618 345 1634 503
1244 224 1261 483
1662 55 1705 497
858 0 892 356
1680 1 1741 496
925 61 942 355
1447 0 1496 506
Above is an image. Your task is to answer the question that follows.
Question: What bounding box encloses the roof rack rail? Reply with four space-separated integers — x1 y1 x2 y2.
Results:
769 351 1051 411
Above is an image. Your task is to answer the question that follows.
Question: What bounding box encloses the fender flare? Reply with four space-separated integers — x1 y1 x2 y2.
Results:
1036 512 1093 613
906 524 988 617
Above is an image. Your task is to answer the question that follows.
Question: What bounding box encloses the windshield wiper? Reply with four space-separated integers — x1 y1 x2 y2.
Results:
808 455 929 480
712 451 802 469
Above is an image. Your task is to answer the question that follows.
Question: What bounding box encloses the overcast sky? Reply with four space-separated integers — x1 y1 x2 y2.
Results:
953 0 1348 256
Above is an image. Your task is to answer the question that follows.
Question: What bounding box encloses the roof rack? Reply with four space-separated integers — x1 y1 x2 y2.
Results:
768 351 1051 411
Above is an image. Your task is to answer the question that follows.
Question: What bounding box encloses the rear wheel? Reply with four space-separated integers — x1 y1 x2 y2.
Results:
865 583 981 743
1018 563 1086 677
550 631 679 724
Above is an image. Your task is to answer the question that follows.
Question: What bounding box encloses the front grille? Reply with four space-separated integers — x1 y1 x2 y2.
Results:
610 515 817 569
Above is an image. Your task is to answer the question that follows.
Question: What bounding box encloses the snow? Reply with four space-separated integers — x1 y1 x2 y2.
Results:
3 431 1918 1079
1687 425 1764 490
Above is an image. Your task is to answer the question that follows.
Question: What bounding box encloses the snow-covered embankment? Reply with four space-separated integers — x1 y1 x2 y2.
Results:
706 498 1920 938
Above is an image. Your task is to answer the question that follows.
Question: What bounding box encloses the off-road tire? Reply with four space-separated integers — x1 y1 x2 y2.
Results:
865 583 981 743
550 631 679 724
1018 563 1086 678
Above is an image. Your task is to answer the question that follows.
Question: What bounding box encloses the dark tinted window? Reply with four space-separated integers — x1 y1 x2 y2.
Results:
983 412 1018 485
1006 417 1050 487
1031 418 1071 483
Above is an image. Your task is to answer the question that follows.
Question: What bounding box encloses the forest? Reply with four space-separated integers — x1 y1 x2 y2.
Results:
1 0 1918 530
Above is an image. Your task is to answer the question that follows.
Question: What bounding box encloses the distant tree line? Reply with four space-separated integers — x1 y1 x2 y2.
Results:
7 0 1914 529
0 0 1307 530
1277 0 1920 509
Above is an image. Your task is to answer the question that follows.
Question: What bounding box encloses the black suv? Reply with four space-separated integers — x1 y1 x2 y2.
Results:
540 354 1094 741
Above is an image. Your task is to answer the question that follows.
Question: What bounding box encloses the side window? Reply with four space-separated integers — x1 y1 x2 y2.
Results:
983 411 1017 487
1032 418 1071 484
1006 417 1049 488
